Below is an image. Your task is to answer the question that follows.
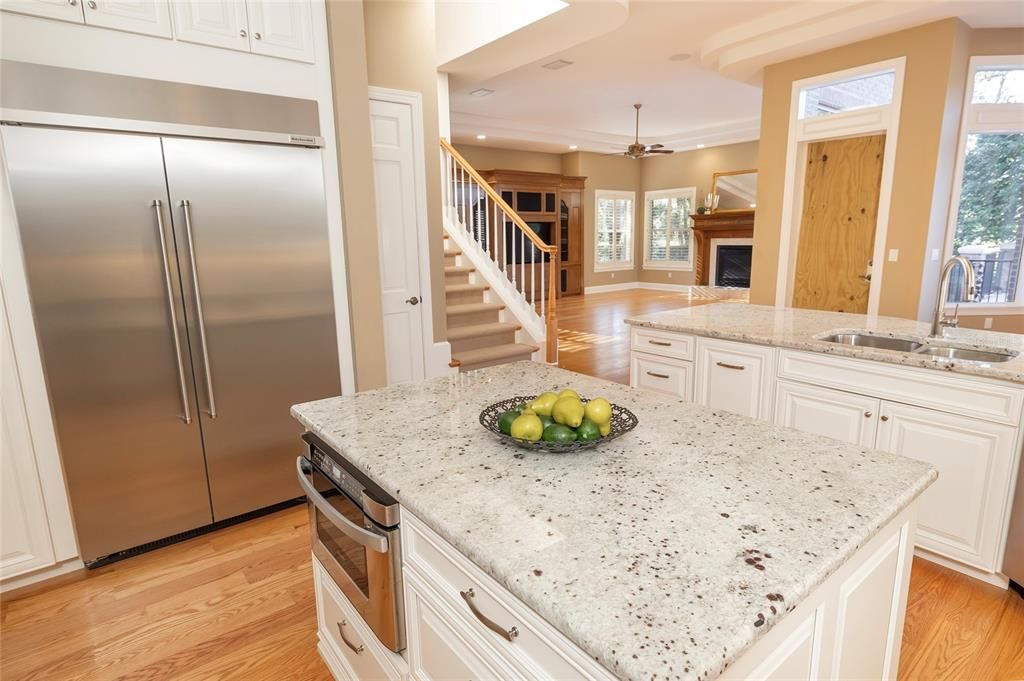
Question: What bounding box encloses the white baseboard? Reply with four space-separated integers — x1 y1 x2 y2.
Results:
1 557 84 593
913 547 1009 589
584 282 695 295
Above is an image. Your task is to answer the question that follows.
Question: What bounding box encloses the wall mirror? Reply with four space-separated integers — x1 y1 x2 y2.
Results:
712 170 758 212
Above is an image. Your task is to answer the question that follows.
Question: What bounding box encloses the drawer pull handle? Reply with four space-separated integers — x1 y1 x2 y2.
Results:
460 588 519 642
880 415 889 422
647 339 672 347
864 411 873 418
716 361 745 371
645 371 670 379
337 620 364 654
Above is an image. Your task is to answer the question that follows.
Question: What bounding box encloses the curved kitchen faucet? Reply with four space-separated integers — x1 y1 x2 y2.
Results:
931 256 976 337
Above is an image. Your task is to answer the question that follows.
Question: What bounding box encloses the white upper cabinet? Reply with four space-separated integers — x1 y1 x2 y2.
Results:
876 401 1017 571
83 0 171 38
774 380 879 448
171 0 250 52
1 0 86 23
247 0 314 63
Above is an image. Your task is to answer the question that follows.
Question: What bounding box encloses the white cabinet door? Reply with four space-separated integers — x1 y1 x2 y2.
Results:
774 380 879 447
1 0 85 22
876 401 1017 571
1 291 56 580
695 338 776 420
247 0 314 63
82 0 171 37
170 0 249 52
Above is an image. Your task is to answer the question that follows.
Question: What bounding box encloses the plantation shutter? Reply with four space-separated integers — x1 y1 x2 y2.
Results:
645 190 693 266
596 193 633 266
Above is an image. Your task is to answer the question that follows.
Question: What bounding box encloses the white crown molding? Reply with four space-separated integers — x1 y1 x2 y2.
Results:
699 0 974 83
450 110 760 154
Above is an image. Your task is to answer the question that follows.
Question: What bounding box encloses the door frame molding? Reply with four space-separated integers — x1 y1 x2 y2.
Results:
368 86 452 380
774 57 906 316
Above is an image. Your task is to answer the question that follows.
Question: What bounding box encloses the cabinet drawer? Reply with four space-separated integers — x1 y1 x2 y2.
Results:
630 352 693 399
402 512 616 681
405 570 521 681
778 349 1024 426
314 558 402 681
630 327 694 360
695 338 776 420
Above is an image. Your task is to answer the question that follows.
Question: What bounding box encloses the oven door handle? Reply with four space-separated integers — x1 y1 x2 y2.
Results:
296 457 389 554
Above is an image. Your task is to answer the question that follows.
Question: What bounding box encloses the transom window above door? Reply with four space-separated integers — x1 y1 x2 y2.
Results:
595 190 634 271
798 69 896 119
643 187 695 270
945 57 1024 310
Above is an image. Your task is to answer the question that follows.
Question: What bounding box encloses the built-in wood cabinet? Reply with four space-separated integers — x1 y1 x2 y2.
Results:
478 169 586 297
629 329 1024 585
2 0 315 62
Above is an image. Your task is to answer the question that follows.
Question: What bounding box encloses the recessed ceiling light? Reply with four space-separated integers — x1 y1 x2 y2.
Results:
476 134 487 140
749 203 757 208
668 53 692 62
469 88 495 97
541 59 573 70
696 144 706 148
569 145 578 150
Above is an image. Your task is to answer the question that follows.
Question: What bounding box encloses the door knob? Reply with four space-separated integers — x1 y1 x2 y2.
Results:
254 32 262 40
87 0 96 7
67 0 78 6
405 296 420 306
239 29 247 38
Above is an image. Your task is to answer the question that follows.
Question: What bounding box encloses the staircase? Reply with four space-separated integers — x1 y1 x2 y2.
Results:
440 140 558 371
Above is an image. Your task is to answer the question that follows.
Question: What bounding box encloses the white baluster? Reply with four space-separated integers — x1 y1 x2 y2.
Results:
520 228 525 300
541 245 546 321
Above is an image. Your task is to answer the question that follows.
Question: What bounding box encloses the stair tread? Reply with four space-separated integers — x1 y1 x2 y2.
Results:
446 283 489 293
451 343 538 365
444 265 475 274
446 321 521 341
444 248 462 257
447 302 506 315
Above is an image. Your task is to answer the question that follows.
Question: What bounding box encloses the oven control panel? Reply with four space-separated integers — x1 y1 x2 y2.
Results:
310 447 365 503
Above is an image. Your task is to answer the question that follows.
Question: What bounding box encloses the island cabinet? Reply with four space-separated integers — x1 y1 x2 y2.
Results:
629 330 1024 586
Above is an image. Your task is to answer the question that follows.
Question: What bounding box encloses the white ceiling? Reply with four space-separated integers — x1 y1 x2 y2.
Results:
448 0 1024 154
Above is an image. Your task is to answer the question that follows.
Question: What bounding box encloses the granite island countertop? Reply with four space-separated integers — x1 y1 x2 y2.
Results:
292 362 936 681
625 302 1024 383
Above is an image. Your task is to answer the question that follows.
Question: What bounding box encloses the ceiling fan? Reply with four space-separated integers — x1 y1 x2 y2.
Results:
610 104 674 160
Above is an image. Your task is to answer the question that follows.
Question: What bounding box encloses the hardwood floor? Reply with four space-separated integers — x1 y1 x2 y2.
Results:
555 288 743 384
3 288 1022 681
1 505 332 681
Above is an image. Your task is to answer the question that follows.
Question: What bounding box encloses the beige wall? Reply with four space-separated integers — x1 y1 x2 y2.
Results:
363 0 446 344
326 0 387 391
638 141 759 285
749 20 1024 326
454 144 564 174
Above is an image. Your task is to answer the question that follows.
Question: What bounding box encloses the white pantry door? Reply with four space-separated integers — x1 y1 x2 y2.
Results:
370 97 425 385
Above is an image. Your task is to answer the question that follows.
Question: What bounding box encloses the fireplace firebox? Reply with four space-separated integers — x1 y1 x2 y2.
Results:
714 245 752 288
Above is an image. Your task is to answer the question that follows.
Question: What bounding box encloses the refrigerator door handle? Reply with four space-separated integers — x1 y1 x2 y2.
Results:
152 200 192 424
180 199 218 419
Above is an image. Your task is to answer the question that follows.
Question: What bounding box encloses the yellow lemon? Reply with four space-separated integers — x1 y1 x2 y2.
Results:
528 392 559 416
510 413 544 442
584 398 612 426
551 396 585 428
598 421 611 437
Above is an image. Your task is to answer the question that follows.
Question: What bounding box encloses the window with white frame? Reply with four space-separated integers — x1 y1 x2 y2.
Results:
798 69 896 119
945 57 1024 307
595 190 634 270
643 187 696 270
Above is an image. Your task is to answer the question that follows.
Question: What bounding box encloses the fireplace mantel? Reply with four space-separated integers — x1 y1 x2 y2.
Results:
691 210 755 286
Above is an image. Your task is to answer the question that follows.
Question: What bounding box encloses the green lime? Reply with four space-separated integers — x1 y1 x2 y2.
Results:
575 419 601 442
512 404 526 415
542 424 578 443
498 410 518 435
539 414 555 429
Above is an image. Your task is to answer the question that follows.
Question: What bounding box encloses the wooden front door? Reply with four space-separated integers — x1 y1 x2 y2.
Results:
792 134 885 313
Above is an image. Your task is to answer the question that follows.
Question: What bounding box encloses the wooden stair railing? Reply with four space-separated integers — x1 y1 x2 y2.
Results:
440 139 558 363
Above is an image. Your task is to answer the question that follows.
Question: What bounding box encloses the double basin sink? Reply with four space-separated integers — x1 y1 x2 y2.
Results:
822 332 1018 363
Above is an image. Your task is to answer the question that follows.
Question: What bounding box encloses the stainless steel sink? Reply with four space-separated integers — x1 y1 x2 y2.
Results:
821 333 923 352
913 346 1016 363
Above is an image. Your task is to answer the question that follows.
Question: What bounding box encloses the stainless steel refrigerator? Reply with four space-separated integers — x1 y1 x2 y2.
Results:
2 125 340 564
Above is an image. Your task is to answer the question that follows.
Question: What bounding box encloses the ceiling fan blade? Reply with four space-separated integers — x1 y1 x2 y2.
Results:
647 143 664 150
646 149 674 154
601 151 629 157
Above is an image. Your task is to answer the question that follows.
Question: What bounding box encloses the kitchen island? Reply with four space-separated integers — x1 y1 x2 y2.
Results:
293 362 935 681
624 303 1024 587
